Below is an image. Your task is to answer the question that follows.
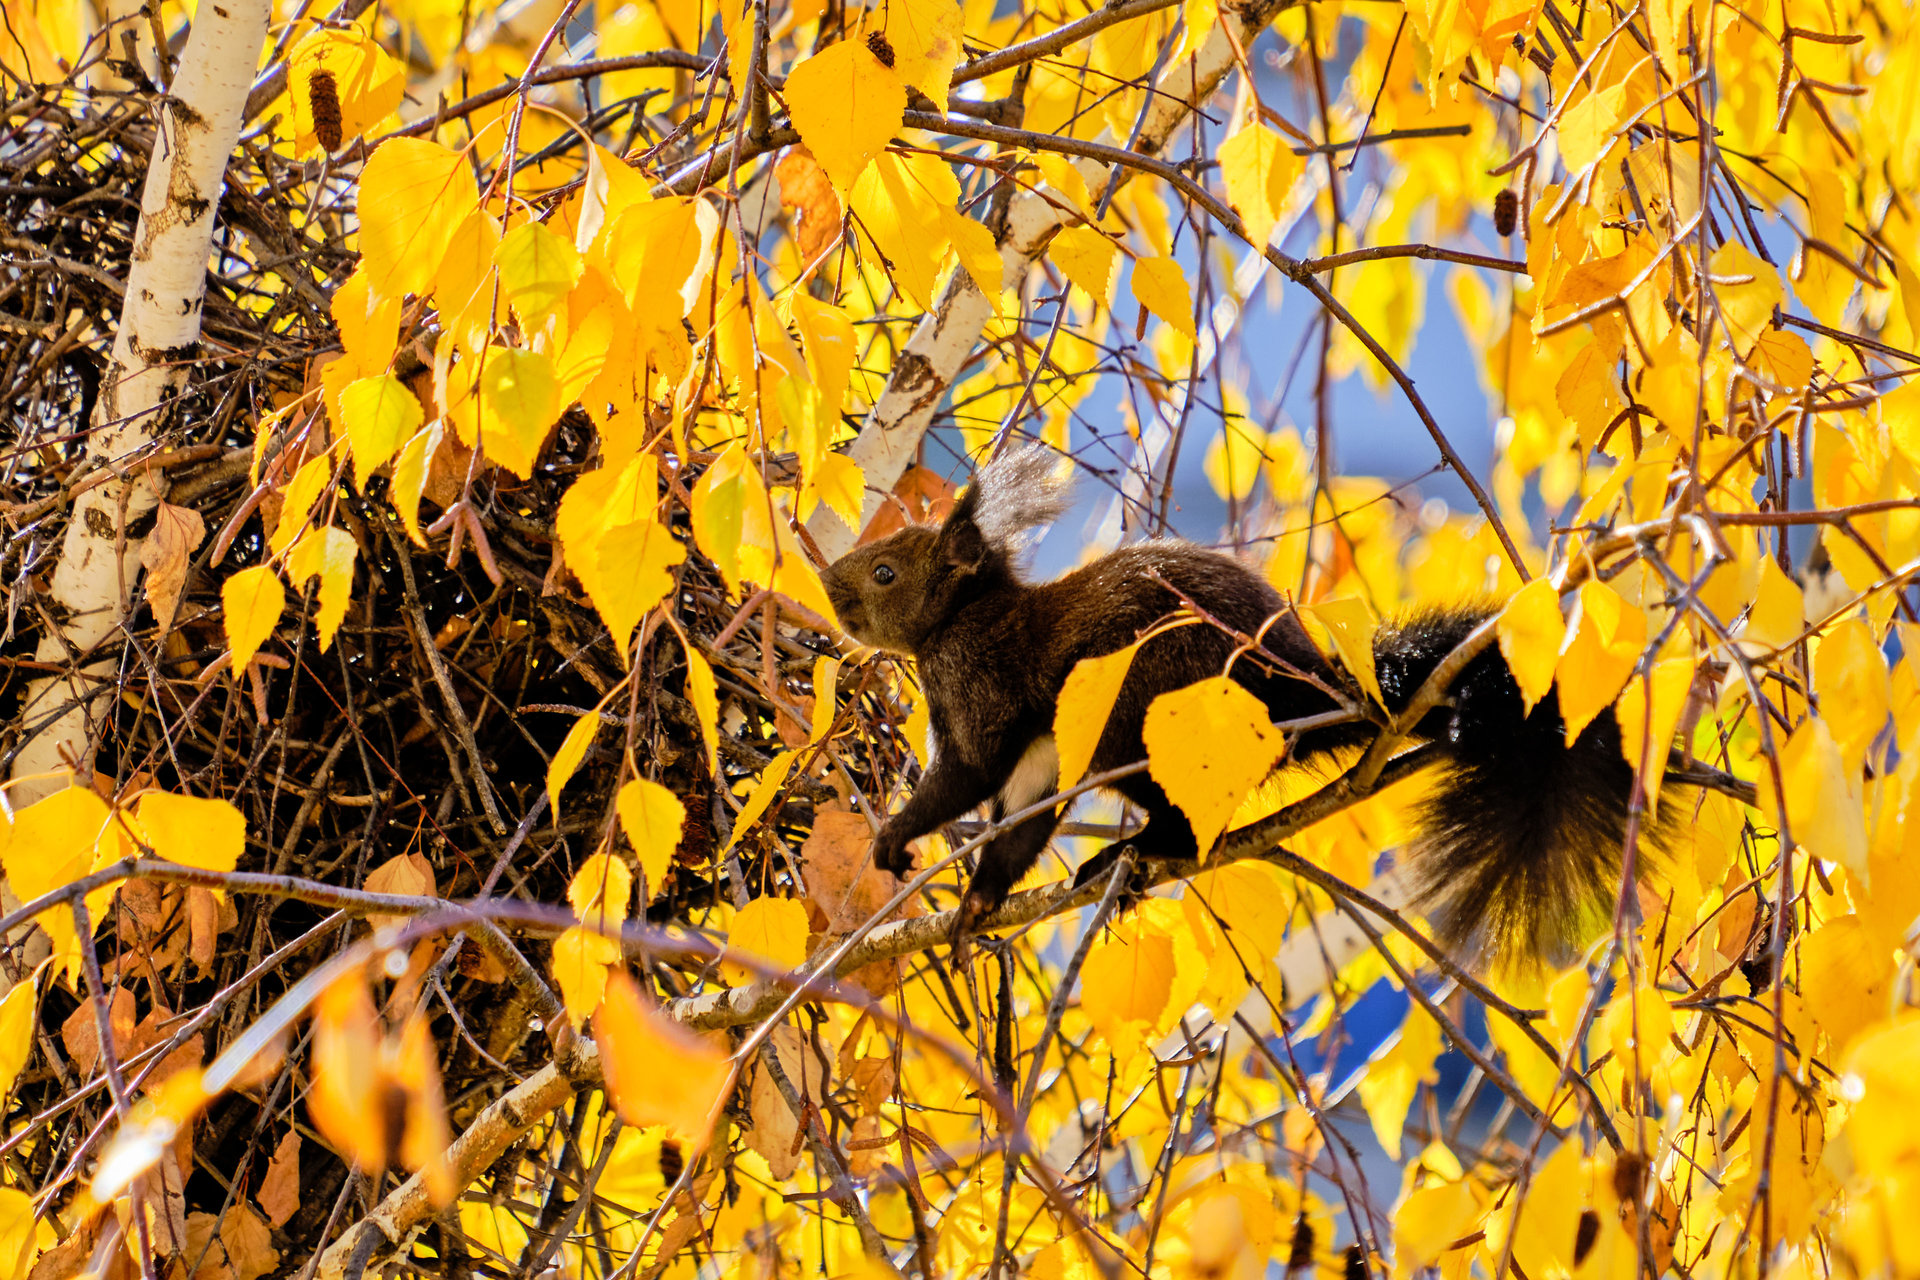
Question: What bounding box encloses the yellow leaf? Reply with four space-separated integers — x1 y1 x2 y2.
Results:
1305 598 1385 710
1355 1006 1443 1160
690 445 750 590
785 39 907 192
594 969 733 1146
1217 121 1301 250
1179 0 1218 58
1710 240 1782 354
576 143 654 255
569 852 634 935
1741 555 1806 652
602 196 719 317
135 793 244 873
2 787 106 908
1614 654 1693 814
1130 256 1197 339
1054 643 1141 789
223 566 286 670
330 265 398 369
434 209 504 352
0 787 111 979
552 924 621 1024
849 150 957 310
0 968 40 1106
1556 342 1625 453
389 420 443 546
1553 581 1644 745
558 454 660 613
1203 419 1266 501
1185 863 1288 1018
617 778 686 894
809 656 842 743
286 26 404 155
547 711 601 821
339 374 423 489
357 138 478 299
1496 578 1566 712
1050 224 1119 304
269 452 333 554
1143 677 1287 852
725 748 798 854
308 975 428 1181
592 518 686 661
1080 915 1175 1065
286 526 357 653
1600 978 1674 1070
0 1185 36 1279
479 347 560 479
879 0 962 108
1801 914 1894 1056
1766 716 1868 880
785 293 857 420
684 643 720 771
803 451 865 532
596 4 681 111
721 896 810 985
494 221 583 323
1393 1182 1480 1270
1557 79 1631 173
938 205 1004 299
1813 617 1891 773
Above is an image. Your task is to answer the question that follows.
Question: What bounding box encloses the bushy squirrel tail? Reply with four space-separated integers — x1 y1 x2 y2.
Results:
1369 606 1658 965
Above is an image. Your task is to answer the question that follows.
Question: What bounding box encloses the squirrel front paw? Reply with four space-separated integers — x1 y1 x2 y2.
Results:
871 826 913 877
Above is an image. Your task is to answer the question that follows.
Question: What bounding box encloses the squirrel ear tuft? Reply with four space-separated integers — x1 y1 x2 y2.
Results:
938 491 988 573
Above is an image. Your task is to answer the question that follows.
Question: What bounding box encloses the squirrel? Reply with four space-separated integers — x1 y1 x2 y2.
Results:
820 446 1663 964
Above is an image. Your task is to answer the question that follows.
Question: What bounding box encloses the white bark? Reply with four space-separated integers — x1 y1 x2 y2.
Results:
12 0 272 805
806 0 1296 559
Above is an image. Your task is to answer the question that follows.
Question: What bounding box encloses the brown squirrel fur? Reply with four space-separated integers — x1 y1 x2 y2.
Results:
821 447 1660 962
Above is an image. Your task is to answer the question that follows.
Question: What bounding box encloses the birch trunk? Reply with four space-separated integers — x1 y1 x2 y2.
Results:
11 0 272 807
805 0 1297 559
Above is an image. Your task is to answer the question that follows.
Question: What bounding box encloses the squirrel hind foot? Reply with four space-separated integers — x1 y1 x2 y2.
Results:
952 887 1003 943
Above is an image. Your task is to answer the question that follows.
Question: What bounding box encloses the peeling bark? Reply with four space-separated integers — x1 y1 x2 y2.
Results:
12 0 272 805
805 0 1298 559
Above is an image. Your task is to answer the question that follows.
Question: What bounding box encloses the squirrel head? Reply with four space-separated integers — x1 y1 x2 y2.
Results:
822 446 1071 654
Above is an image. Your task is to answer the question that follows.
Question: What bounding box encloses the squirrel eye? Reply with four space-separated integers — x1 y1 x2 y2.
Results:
872 564 896 586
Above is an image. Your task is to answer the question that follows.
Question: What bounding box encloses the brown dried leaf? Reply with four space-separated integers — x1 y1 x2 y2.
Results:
61 987 135 1078
775 146 843 266
744 1026 824 1181
27 1209 102 1280
127 1005 204 1090
801 808 910 933
848 1053 895 1115
862 465 958 541
363 852 436 932
140 502 207 636
255 1130 302 1228
182 1212 231 1280
218 1204 278 1280
846 1112 887 1177
188 887 221 974
423 429 476 510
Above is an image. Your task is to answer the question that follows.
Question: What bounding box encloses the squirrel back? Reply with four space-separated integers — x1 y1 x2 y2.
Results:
820 447 1659 964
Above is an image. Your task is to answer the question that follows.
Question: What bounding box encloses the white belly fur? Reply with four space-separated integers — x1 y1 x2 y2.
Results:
996 735 1060 818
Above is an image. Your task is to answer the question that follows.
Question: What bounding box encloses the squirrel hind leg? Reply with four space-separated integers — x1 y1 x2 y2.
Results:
1069 797 1198 905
